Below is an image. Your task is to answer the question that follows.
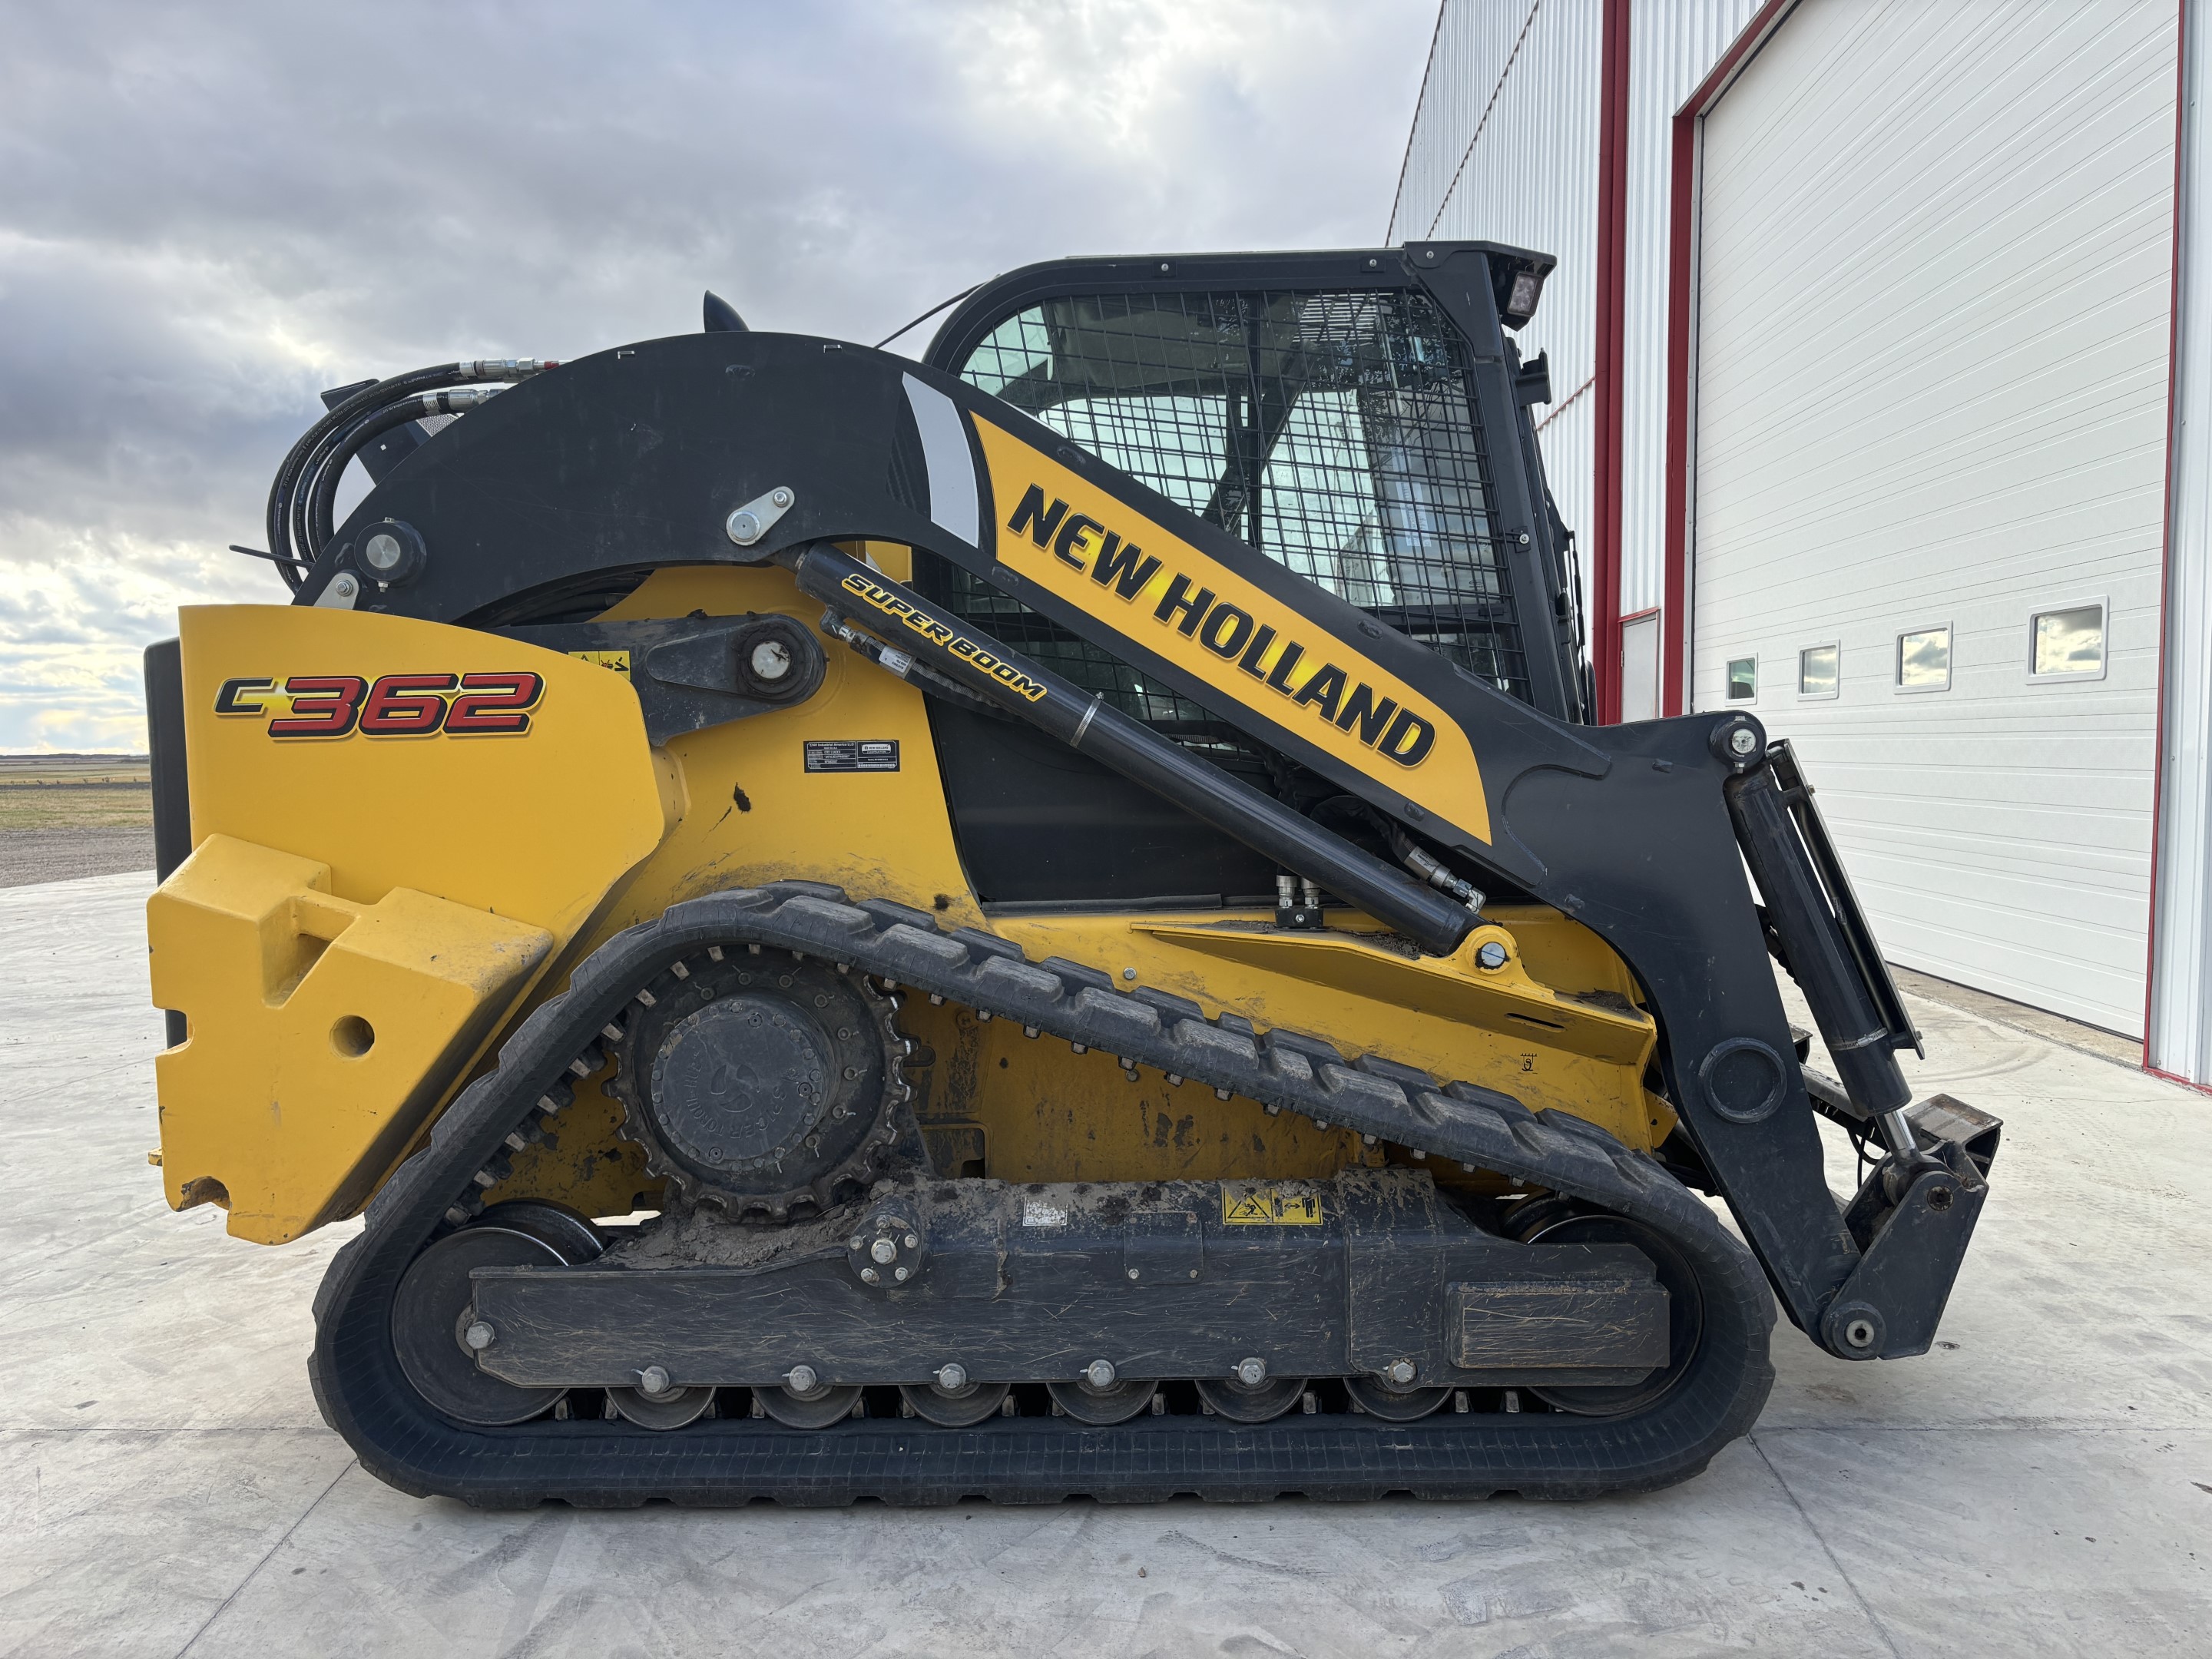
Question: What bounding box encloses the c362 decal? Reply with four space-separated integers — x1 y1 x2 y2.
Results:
213 673 544 738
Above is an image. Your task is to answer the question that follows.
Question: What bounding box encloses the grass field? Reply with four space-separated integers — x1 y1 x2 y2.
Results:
0 755 152 830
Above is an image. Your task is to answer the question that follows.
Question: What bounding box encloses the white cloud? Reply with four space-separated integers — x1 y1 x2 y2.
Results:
0 0 1435 751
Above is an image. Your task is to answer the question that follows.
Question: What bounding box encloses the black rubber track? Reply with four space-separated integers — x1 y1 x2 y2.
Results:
309 884 1777 1506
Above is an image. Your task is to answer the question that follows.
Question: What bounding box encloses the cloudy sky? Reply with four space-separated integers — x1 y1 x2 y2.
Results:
0 0 1436 752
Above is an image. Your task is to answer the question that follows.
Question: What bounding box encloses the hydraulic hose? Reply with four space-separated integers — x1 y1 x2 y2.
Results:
263 359 551 590
301 387 508 563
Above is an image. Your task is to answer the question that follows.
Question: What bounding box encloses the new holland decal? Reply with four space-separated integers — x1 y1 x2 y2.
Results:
1005 484 1436 766
212 672 543 738
969 416 1492 842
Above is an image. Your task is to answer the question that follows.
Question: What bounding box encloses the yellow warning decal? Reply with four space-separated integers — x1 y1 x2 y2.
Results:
1222 1186 1323 1226
568 649 631 680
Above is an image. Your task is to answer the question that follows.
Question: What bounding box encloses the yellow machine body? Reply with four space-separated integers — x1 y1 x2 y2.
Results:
147 560 1667 1242
147 604 674 1241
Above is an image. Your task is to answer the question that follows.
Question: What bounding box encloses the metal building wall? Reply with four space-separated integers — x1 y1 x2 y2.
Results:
1389 0 1604 619
2153 0 2212 1086
1391 2 1760 661
1687 0 2178 1038
1392 0 2207 1075
1619 1 1767 621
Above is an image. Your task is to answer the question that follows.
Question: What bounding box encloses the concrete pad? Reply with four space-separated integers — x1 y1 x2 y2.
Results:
0 1429 353 1659
0 874 356 1436
1752 1427 2212 1655
1770 976 2212 1433
178 1443 1898 1659
3 872 2208 1657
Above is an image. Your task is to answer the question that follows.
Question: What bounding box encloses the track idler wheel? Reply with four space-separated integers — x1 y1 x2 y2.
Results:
1515 1209 1704 1417
390 1202 603 1427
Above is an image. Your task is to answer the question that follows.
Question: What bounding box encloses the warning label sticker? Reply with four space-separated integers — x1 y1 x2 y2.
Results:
568 649 631 680
1221 1186 1323 1227
804 740 899 773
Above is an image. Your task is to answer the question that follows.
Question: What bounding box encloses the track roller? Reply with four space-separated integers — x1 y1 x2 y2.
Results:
899 1373 1012 1426
755 1370 863 1428
1345 1376 1452 1421
608 1373 717 1429
1047 1364 1155 1425
1196 1358 1306 1422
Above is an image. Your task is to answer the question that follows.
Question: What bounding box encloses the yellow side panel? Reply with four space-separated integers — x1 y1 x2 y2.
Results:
899 999 1385 1185
985 910 1664 1151
150 604 674 1241
588 565 984 928
151 837 554 1242
173 603 676 929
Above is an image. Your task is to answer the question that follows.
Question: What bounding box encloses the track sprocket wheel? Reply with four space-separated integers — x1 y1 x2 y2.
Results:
611 953 912 1221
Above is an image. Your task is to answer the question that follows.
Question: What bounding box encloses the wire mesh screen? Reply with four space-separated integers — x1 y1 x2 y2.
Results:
925 287 1529 774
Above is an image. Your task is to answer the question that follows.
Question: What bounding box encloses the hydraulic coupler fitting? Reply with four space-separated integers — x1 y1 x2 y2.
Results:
1403 846 1485 915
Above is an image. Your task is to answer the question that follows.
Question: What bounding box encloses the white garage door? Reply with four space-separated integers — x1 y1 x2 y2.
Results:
1690 0 2177 1037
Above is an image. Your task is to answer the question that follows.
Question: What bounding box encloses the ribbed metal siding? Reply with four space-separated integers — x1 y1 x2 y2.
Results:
1393 0 2204 1061
2152 0 2212 1084
1392 2 1763 634
1392 2 1548 245
1620 1 1768 618
1390 0 1604 620
1690 0 2178 1038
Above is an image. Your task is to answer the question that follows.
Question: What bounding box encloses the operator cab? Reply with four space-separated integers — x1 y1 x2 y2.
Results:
916 242 1588 909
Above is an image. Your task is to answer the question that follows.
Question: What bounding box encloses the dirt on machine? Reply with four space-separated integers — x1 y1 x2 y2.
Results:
140 242 2001 1505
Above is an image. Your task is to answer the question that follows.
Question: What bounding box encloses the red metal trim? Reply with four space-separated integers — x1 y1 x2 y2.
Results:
2147 1064 2212 1098
1591 0 1632 721
1660 114 1698 714
2141 0 2190 1071
1619 605 1660 624
1658 0 1800 717
1534 370 1597 434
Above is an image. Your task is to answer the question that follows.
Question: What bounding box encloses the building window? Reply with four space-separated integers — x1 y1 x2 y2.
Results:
2031 603 2105 680
1726 657 1757 702
1799 643 1839 699
1896 625 1951 692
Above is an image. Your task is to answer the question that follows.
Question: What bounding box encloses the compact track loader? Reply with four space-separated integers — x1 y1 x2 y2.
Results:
143 241 2000 1505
